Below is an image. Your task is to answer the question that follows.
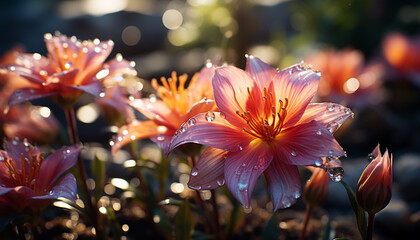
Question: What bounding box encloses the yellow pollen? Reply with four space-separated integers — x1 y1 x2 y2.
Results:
237 87 288 141
152 71 192 114
3 147 44 192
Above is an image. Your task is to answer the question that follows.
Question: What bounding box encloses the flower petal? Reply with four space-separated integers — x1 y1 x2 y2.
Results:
8 87 55 107
245 55 277 89
274 120 345 166
273 64 320 128
168 112 253 155
188 147 227 190
224 140 273 208
212 66 255 128
111 120 161 155
190 64 215 102
69 78 102 97
130 98 181 130
36 146 81 191
297 103 354 133
263 159 301 211
3 140 41 163
185 99 218 121
0 187 13 196
31 173 77 201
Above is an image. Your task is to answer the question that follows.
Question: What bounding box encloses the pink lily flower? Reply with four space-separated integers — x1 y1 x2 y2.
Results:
3 33 130 108
169 56 353 210
0 140 81 214
111 64 216 154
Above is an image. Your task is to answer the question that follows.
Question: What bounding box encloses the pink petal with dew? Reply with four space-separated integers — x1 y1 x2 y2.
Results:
8 87 55 107
297 103 353 133
224 140 273 208
31 173 77 201
168 112 254 155
150 132 174 154
188 147 227 190
190 64 215 102
273 64 320 128
212 66 256 128
111 120 161 155
264 159 301 211
4 140 41 164
245 55 277 89
185 99 218 121
274 120 345 166
6 62 50 85
130 98 181 130
49 68 79 86
76 41 114 83
36 146 81 191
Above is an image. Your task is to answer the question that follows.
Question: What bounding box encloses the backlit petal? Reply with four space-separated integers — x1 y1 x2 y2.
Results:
8 87 55 107
37 146 81 191
297 103 353 133
188 147 227 190
274 121 345 166
31 173 77 201
245 55 277 89
264 159 301 211
224 140 273 208
273 64 320 128
168 112 253 155
130 98 181 129
111 120 161 155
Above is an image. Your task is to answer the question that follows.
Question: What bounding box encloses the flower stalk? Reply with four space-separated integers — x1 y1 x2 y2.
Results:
366 213 375 240
298 205 313 240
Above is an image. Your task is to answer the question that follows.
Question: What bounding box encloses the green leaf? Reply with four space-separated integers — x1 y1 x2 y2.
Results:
262 212 280 240
320 217 334 240
340 181 367 240
91 155 106 202
175 200 194 240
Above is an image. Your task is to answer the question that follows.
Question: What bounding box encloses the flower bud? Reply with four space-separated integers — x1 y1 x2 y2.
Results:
303 167 330 207
357 144 393 214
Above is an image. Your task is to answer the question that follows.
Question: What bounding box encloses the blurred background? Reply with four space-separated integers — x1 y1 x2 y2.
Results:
1 0 420 239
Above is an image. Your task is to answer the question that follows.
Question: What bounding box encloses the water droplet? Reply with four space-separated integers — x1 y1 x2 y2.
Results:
187 118 196 126
130 135 136 140
344 108 351 114
109 139 115 146
99 91 106 98
205 111 215 122
239 145 243 151
122 130 129 135
156 134 165 141
238 183 248 191
9 66 16 71
191 169 198 176
242 163 246 167
217 179 225 186
327 104 335 111
327 167 344 182
292 190 301 199
49 190 54 195
12 140 18 145
15 90 22 96
315 159 323 167
282 201 291 208
117 136 123 142
291 151 296 157
64 61 72 69
316 130 322 135
190 185 202 190
180 123 188 132
368 154 374 161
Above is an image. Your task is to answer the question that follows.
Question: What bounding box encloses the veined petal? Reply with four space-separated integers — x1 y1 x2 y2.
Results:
190 64 215 102
49 68 79 86
31 173 77 201
69 78 102 97
111 120 161 155
245 55 277 89
8 87 55 107
168 112 253 155
130 98 181 129
274 121 345 166
264 159 301 211
273 64 320 128
212 66 255 128
37 146 81 191
3 140 41 164
297 103 354 133
188 147 227 190
224 140 273 208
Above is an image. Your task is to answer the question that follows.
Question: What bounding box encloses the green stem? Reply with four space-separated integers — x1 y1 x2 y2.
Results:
210 189 222 240
366 213 375 240
64 107 103 239
298 205 313 240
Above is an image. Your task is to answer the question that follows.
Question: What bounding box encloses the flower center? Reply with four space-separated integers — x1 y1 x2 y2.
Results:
152 71 193 114
3 147 44 192
237 87 288 141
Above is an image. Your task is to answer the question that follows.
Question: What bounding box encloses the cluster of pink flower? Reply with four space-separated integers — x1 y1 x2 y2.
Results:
0 32 395 239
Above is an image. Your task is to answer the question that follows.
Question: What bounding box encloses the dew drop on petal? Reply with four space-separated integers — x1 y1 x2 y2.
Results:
191 169 198 176
316 130 322 135
368 154 374 161
130 135 136 140
217 179 225 186
327 104 335 111
291 151 296 157
205 111 215 122
109 140 115 146
239 145 243 151
293 190 301 199
344 108 351 114
117 136 123 142
180 123 188 132
49 190 54 195
156 134 165 141
327 167 344 182
187 118 196 126
315 159 323 167
99 91 106 98
122 130 128 136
